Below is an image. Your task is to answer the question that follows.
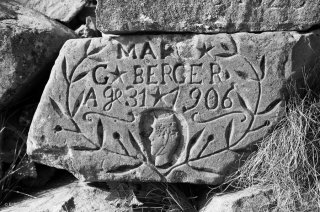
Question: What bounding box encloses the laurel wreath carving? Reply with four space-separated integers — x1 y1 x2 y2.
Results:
49 39 282 176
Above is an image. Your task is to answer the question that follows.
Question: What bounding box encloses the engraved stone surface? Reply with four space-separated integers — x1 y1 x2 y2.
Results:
96 0 320 33
0 0 77 109
27 31 320 184
16 0 86 23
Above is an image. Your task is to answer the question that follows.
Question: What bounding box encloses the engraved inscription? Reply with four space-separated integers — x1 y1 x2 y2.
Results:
44 35 283 181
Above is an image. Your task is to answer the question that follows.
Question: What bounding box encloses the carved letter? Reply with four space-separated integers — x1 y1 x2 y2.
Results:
161 63 174 84
92 65 108 85
133 65 144 84
84 87 98 107
117 43 137 59
140 42 157 59
173 64 186 84
147 65 158 85
190 64 203 84
210 63 222 85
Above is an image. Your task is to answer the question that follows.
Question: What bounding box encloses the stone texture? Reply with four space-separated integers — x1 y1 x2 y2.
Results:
96 0 320 34
1 181 133 212
75 16 100 38
200 187 275 212
16 0 86 23
27 31 320 184
0 1 77 109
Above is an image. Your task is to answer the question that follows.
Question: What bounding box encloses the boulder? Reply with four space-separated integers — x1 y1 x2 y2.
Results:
1 181 133 212
16 0 86 23
200 187 275 212
0 1 77 109
27 30 320 184
75 16 100 38
96 0 320 33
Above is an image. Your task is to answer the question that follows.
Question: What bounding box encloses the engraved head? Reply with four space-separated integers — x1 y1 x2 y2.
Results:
149 114 180 168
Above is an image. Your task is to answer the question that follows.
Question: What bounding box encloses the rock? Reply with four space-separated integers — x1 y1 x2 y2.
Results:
77 3 96 23
18 163 56 187
75 16 100 38
96 0 320 33
200 186 275 212
27 31 320 184
16 0 86 23
0 1 77 109
1 181 133 212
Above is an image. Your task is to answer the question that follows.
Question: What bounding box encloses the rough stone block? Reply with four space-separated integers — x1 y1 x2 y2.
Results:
27 31 320 184
16 0 86 23
96 0 320 33
0 1 77 109
1 181 133 212
200 186 275 212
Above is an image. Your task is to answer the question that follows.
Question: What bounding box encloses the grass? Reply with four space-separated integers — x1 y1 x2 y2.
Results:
134 183 198 212
0 113 32 206
225 85 320 211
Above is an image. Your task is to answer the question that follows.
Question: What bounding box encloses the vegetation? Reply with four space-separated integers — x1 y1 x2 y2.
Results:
226 85 320 211
0 114 30 206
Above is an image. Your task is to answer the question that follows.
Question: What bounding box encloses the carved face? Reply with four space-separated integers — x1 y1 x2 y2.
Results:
149 114 180 167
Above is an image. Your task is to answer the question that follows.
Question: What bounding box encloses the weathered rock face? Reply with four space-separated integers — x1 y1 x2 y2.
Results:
200 187 275 212
16 0 86 23
2 181 133 212
27 31 320 184
0 1 77 109
96 0 320 34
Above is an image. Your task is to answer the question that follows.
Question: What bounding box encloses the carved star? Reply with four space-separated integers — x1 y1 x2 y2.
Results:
151 87 165 106
197 43 213 59
110 66 126 83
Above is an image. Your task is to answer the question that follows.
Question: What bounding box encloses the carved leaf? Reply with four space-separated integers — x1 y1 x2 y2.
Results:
61 57 69 83
225 119 234 147
72 72 89 83
237 92 249 111
190 133 214 160
107 162 143 174
97 119 104 148
189 165 216 173
87 45 105 57
49 97 65 118
128 130 146 161
220 42 229 51
259 55 266 80
240 57 259 81
188 150 240 175
257 99 282 115
213 36 237 57
188 128 205 160
71 90 85 117
84 39 92 55
115 135 130 156
86 39 106 60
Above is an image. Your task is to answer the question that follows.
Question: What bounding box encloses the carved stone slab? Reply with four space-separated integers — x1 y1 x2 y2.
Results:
96 0 320 33
27 31 320 184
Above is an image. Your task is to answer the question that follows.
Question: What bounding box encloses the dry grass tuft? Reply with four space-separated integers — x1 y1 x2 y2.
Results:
226 87 320 211
0 114 29 205
134 183 197 212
